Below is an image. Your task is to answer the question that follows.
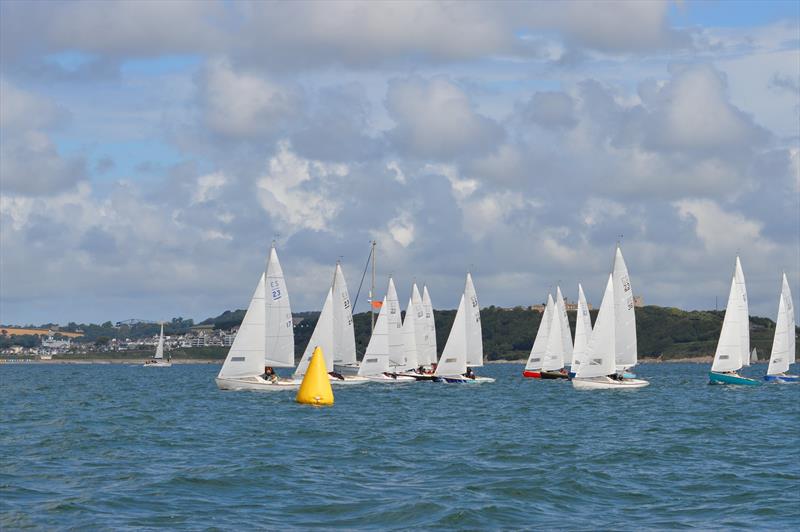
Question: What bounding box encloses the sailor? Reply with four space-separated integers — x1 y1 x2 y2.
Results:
465 367 476 379
263 366 278 383
328 371 345 380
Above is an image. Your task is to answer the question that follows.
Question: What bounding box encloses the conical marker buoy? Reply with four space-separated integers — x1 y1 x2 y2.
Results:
296 346 334 406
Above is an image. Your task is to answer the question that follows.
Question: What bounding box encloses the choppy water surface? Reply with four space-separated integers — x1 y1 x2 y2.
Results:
2 363 798 530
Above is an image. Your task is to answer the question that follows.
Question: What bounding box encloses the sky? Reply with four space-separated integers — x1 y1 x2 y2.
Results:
0 0 798 325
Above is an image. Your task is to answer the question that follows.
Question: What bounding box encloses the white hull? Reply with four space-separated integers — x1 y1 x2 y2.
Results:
215 375 300 391
365 374 417 384
441 375 495 384
330 375 370 385
572 376 649 390
143 360 172 367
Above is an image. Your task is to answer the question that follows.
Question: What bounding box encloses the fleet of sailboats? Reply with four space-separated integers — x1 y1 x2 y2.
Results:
212 241 795 392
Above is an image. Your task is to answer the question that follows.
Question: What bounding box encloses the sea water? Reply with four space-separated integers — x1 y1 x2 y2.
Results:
1 363 798 530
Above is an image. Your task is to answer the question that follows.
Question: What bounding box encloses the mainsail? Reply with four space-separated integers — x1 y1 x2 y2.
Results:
571 284 592 372
422 286 437 367
612 246 637 370
767 273 795 376
154 324 164 360
555 285 574 367
734 257 750 367
525 294 554 371
711 276 744 373
464 273 484 367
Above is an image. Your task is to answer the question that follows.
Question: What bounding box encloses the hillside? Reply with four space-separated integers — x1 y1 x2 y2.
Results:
200 305 796 362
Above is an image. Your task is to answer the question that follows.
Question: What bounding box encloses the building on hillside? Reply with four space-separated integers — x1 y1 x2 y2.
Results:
633 295 644 307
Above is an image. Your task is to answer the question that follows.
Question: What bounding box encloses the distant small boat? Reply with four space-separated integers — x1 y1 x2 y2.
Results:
709 257 760 386
294 263 367 386
434 291 494 384
569 283 593 378
572 274 650 390
396 284 438 381
765 273 797 383
523 293 553 379
357 277 415 383
750 347 758 364
143 324 171 367
215 244 299 391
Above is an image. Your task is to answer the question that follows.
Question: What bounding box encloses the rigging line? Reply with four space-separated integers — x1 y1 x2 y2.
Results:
352 243 374 315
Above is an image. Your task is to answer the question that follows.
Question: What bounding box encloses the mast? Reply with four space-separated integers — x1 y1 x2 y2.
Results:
370 240 376 332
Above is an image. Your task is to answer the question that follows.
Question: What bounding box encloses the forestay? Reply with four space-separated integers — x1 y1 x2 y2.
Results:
711 277 744 373
525 294 554 371
575 275 616 379
612 246 637 370
767 274 795 375
434 295 467 377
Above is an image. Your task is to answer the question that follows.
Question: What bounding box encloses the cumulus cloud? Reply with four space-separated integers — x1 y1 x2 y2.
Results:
386 77 503 160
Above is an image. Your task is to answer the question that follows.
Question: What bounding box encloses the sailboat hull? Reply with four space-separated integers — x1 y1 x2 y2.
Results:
365 374 417 383
215 375 300 391
330 375 370 385
522 370 541 378
396 371 438 381
440 375 495 384
708 372 761 386
572 376 650 390
333 363 361 376
764 374 799 383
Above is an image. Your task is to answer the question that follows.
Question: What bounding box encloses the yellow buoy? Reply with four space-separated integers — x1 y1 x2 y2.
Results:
296 346 334 406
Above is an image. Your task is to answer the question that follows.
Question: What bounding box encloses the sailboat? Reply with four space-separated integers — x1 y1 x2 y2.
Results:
765 273 797 383
572 275 649 389
522 294 554 379
293 264 368 385
569 283 592 378
215 244 298 391
397 284 438 381
434 276 494 384
421 285 438 372
357 277 415 383
708 258 760 385
750 347 758 364
144 323 171 367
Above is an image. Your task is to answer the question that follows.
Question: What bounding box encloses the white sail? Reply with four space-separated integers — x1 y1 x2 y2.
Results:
332 263 357 366
264 246 295 367
575 274 616 379
767 274 795 375
154 323 164 359
750 347 758 364
401 293 420 371
422 285 437 367
711 276 744 373
294 288 334 378
734 256 750 367
464 273 484 367
434 295 467 376
525 294 553 371
358 296 390 376
612 246 637 370
385 278 405 368
555 285 574 367
218 272 268 379
543 294 566 371
571 284 592 372
411 284 428 368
